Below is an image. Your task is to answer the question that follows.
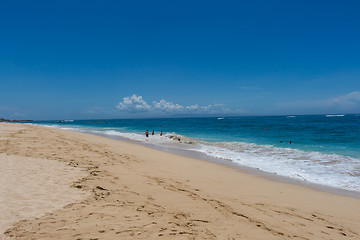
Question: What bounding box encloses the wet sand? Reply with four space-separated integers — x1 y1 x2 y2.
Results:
1 122 359 239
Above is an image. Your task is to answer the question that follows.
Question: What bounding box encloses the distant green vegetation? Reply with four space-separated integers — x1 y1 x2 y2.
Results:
0 118 32 122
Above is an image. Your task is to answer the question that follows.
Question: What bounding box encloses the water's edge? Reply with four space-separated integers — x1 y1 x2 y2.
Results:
86 129 360 199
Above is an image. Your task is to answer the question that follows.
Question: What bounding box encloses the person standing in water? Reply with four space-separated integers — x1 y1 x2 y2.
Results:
160 131 163 136
145 130 149 137
152 130 154 135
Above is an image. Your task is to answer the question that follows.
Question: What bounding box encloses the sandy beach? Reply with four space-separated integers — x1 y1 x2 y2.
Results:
1 122 360 239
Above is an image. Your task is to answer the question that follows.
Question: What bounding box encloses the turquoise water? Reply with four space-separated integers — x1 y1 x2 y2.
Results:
33 114 360 192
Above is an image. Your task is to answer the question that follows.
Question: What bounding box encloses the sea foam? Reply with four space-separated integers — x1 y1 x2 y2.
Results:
98 128 360 192
32 118 360 193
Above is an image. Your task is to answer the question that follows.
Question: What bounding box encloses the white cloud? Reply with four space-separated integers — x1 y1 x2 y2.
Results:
200 105 213 111
153 99 184 112
185 104 200 111
116 94 243 115
116 94 151 112
328 91 360 106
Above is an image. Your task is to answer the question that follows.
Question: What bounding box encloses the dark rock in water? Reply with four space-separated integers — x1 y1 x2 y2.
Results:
166 134 194 144
167 135 182 142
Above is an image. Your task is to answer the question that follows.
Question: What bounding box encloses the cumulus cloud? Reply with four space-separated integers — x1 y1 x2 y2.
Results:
153 99 184 112
185 104 200 111
116 94 152 112
328 91 360 106
116 94 243 114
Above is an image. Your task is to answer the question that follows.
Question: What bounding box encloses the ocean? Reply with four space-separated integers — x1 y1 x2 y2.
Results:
32 114 360 193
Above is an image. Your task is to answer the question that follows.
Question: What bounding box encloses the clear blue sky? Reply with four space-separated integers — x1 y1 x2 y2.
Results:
1 0 359 120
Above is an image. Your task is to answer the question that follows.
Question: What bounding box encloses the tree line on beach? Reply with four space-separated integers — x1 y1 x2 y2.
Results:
0 118 33 122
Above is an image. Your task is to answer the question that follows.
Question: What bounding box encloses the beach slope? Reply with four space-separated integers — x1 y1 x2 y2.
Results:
1 122 359 239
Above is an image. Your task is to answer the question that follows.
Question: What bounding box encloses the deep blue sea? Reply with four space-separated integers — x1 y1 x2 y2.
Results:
32 114 360 192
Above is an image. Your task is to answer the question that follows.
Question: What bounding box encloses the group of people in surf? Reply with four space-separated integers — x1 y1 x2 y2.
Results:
145 130 162 137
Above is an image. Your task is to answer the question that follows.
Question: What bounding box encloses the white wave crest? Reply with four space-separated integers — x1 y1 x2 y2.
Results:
190 141 360 191
326 114 345 117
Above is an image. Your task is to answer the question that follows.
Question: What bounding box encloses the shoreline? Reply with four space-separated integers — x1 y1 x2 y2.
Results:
119 135 360 199
2 122 360 239
44 125 360 199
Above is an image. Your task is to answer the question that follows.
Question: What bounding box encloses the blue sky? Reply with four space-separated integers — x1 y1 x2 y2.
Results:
1 0 359 120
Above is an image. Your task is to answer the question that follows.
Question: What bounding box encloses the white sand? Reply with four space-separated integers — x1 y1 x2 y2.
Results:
0 153 88 233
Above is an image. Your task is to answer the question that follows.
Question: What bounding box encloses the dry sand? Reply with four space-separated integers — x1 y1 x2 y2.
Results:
1 122 359 239
0 154 88 234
